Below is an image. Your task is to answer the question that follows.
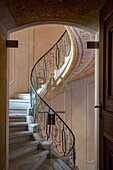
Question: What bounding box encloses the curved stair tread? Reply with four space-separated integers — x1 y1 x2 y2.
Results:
9 131 33 138
9 140 39 153
37 158 72 170
9 113 26 118
9 150 49 170
9 109 27 114
9 122 28 127
9 114 26 122
9 99 30 103
9 140 40 161
14 93 30 100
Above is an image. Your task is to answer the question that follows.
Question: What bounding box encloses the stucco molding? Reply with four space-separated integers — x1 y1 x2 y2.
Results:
86 79 95 164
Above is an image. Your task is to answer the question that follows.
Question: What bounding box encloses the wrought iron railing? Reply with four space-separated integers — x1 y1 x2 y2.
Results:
30 30 76 166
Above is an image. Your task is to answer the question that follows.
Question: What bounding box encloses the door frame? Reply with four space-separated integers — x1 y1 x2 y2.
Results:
99 0 113 169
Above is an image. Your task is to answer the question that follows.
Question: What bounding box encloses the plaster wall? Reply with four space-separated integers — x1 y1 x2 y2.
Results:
34 25 65 63
9 28 33 97
46 74 95 170
9 25 65 98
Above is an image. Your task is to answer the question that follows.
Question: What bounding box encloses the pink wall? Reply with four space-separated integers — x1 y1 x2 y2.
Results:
46 74 95 170
9 25 65 98
34 25 65 63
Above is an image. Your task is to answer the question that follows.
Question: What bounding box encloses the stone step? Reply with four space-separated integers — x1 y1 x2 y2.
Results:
9 109 27 115
9 99 30 110
9 99 30 103
9 119 26 122
40 141 53 152
38 158 72 170
9 122 28 131
14 93 30 100
9 140 39 161
9 131 33 144
9 114 26 122
9 150 49 170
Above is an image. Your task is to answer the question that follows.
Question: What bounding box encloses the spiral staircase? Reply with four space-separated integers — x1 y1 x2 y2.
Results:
9 30 78 169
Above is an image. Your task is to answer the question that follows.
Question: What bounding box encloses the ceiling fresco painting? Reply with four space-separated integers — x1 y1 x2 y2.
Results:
4 0 102 26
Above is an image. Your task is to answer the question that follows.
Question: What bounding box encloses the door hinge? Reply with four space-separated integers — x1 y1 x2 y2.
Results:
94 105 102 109
94 104 103 118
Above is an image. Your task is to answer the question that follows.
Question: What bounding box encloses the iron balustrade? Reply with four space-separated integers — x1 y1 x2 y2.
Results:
30 30 76 167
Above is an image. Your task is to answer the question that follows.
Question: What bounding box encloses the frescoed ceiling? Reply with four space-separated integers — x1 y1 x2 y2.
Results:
3 0 106 31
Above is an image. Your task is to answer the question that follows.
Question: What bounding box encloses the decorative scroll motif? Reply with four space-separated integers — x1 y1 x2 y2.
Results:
68 27 95 82
30 30 76 167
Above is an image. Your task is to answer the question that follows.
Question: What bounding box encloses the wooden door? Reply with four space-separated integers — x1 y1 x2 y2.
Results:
100 0 113 170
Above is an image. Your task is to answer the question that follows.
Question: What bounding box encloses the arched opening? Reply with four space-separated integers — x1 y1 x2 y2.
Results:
0 0 105 169
8 23 97 170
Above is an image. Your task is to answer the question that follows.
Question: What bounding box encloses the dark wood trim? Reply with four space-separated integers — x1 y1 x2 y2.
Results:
103 131 113 143
99 1 113 169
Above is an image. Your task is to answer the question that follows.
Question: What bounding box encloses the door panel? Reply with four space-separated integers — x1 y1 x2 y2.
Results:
105 13 113 112
100 0 113 170
103 112 113 137
105 137 113 170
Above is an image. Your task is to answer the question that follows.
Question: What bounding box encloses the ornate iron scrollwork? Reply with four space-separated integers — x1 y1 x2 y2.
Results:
30 30 76 167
